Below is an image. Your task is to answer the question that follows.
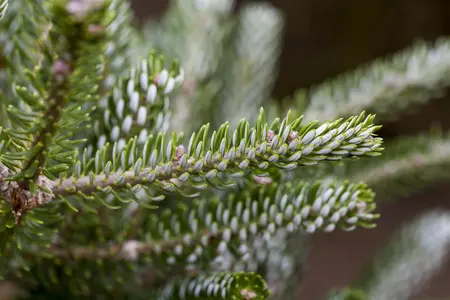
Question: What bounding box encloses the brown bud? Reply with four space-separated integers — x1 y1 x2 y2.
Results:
87 24 105 36
52 59 71 81
176 145 185 160
67 0 104 20
286 131 299 143
355 201 367 214
253 175 273 185
240 289 257 299
267 130 275 143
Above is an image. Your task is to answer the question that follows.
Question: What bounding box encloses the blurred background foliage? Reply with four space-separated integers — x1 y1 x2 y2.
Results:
130 0 450 299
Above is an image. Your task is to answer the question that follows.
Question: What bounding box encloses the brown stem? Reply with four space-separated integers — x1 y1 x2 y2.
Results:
20 61 72 180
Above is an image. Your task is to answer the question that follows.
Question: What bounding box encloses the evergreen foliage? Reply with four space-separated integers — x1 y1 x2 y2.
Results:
0 0 449 299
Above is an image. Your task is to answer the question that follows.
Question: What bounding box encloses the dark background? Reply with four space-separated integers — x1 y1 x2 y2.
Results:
130 1 450 299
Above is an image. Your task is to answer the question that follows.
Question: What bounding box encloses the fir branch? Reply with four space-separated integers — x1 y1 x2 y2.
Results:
0 1 409 297
101 0 139 91
2 179 377 297
8 180 376 296
34 181 377 265
214 2 284 128
354 210 450 300
303 38 450 123
344 132 450 200
3 0 110 179
91 51 184 155
0 0 116 222
159 272 270 299
0 110 382 233
52 110 383 202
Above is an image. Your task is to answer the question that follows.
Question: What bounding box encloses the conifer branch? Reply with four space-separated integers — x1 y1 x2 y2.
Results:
303 38 450 123
0 110 382 229
101 0 139 91
0 0 117 222
6 180 376 297
93 0 145 151
52 110 382 203
3 1 110 180
31 181 377 267
1 0 425 298
91 51 184 155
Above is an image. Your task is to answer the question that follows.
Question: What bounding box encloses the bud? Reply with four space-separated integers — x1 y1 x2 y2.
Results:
253 175 273 185
87 24 105 36
240 289 257 299
52 59 72 82
67 0 104 20
286 130 298 143
266 129 275 143
175 145 185 161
